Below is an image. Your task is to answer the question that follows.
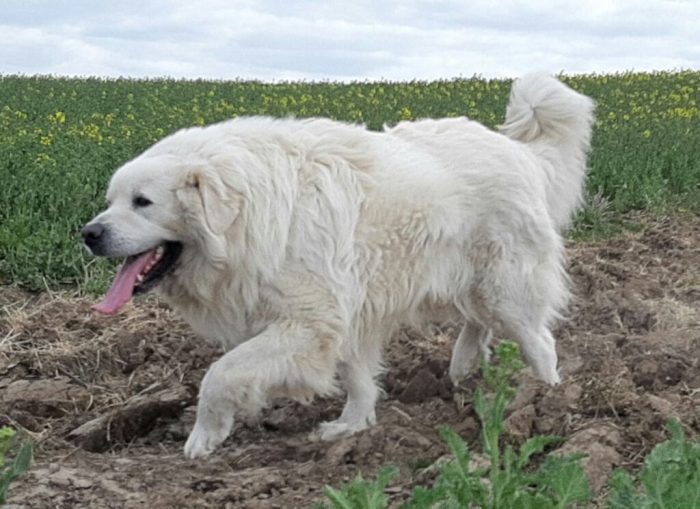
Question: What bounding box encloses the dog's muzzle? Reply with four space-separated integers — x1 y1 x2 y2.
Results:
81 222 106 254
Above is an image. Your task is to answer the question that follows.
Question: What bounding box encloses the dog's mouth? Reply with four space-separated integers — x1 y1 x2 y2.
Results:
92 241 183 315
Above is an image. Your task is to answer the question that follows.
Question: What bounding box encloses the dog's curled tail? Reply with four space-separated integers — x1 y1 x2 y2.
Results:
500 72 595 147
500 72 596 229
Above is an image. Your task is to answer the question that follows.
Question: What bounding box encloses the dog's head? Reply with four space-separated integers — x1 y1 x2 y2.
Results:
82 145 241 314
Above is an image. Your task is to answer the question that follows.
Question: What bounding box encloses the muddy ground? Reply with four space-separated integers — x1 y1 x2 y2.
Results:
1 215 699 508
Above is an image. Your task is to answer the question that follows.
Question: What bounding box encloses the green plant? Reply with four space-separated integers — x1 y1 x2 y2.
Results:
316 466 399 509
319 342 591 509
607 419 700 509
407 341 591 509
0 427 32 505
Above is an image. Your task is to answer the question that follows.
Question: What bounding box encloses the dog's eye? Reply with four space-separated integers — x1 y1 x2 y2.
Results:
133 196 153 208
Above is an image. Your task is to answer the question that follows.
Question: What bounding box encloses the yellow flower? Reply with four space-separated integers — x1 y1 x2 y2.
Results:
83 123 103 143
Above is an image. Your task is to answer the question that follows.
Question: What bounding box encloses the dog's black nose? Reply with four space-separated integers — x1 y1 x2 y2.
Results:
81 223 105 248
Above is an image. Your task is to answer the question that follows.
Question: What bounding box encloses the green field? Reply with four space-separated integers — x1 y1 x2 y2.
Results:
1 71 699 290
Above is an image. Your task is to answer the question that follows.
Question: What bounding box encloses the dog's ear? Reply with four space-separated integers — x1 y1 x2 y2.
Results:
178 168 239 235
176 168 240 263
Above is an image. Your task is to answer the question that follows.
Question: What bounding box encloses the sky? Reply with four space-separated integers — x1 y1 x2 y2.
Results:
1 0 698 82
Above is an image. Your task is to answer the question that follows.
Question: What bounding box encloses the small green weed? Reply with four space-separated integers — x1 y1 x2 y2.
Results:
607 419 700 509
0 427 32 505
315 466 399 509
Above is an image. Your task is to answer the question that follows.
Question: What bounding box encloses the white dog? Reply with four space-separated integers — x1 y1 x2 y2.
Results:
82 73 595 458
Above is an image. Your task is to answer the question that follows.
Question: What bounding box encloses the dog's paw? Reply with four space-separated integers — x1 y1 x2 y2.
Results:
448 362 471 387
310 417 374 442
183 422 229 459
448 357 483 386
448 343 488 386
311 421 356 441
544 371 561 386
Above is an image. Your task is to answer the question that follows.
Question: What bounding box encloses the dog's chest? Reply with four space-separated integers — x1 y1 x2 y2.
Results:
170 294 273 351
169 301 246 349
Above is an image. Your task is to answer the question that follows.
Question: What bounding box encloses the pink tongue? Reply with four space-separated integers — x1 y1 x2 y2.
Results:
92 250 157 315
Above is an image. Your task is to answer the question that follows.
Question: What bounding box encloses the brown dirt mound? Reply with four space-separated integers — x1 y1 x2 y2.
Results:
2 215 699 508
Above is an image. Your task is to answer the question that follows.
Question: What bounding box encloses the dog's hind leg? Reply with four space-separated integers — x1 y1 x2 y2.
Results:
184 319 341 459
448 321 493 386
502 322 560 385
486 256 566 386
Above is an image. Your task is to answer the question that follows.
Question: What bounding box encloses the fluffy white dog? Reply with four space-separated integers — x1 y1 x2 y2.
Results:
82 73 595 458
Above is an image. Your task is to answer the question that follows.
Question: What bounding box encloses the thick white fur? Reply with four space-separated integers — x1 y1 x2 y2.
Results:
89 73 595 458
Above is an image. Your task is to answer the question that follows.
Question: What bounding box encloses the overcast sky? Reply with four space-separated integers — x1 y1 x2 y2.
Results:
1 1 697 82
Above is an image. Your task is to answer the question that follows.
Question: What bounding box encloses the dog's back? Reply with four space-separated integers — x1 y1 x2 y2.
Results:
389 73 596 230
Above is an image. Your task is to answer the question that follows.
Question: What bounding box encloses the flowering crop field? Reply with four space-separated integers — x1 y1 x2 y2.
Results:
0 71 698 290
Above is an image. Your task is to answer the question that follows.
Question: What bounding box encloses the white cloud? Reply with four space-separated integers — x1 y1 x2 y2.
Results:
0 0 697 81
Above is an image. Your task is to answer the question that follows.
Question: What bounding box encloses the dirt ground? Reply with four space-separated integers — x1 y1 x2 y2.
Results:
1 215 699 508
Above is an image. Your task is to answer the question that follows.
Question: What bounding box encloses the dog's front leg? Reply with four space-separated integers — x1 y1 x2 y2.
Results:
184 320 340 458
